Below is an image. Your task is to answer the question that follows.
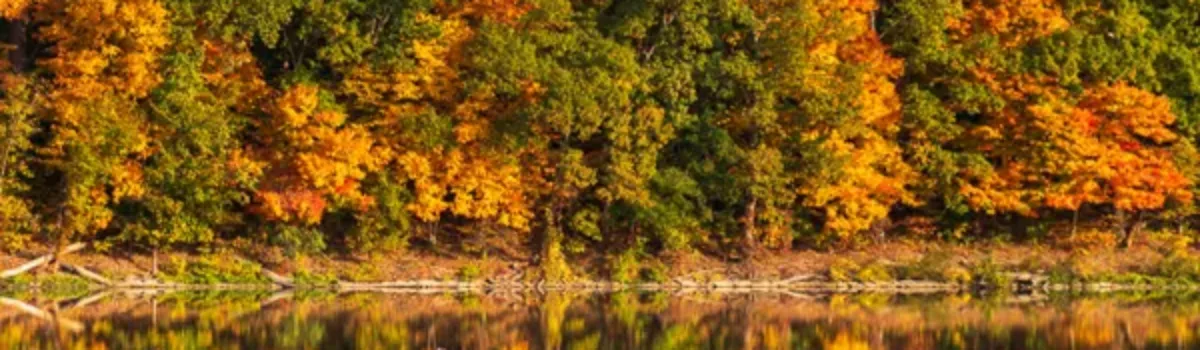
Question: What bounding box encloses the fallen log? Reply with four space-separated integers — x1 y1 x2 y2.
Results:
260 290 294 307
261 268 295 288
0 297 84 332
60 263 111 286
0 242 87 279
64 291 111 310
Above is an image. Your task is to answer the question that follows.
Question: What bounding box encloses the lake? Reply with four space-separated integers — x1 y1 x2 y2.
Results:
0 290 1196 349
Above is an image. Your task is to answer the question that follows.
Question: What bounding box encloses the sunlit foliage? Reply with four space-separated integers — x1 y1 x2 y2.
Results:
2 0 1200 265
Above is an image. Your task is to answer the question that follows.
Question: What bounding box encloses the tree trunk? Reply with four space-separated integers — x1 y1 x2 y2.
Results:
7 13 27 70
1116 211 1144 249
1071 208 1079 237
741 197 758 254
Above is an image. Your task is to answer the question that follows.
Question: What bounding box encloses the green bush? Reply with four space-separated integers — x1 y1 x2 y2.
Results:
1155 254 1200 282
609 249 640 284
855 262 894 282
458 263 483 281
971 257 1010 288
293 269 338 286
897 250 968 282
163 255 266 284
828 259 860 282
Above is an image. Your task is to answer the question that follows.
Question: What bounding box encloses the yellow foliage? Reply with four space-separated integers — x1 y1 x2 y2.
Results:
949 0 1070 48
398 150 532 231
0 0 30 19
768 0 916 238
252 85 387 224
1053 230 1118 252
36 0 169 100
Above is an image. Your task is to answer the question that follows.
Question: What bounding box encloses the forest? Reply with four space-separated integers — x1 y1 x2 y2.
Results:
2 0 1200 280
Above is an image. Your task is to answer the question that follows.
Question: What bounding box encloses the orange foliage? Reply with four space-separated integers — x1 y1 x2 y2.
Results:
29 0 168 239
0 0 30 19
1046 83 1192 212
339 11 538 231
949 0 1070 47
444 0 531 26
201 39 269 112
769 0 916 238
398 150 532 230
36 0 169 100
251 85 387 224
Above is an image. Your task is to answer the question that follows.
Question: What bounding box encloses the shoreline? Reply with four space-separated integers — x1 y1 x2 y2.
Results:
5 269 1200 296
4 238 1200 296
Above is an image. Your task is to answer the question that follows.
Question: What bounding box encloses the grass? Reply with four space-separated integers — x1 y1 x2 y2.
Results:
160 255 267 284
896 250 972 283
293 269 338 286
0 273 92 299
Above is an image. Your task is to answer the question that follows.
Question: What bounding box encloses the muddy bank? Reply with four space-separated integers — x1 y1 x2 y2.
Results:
3 238 1200 295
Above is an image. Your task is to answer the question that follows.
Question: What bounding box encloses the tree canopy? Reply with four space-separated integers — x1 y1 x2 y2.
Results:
3 0 1200 277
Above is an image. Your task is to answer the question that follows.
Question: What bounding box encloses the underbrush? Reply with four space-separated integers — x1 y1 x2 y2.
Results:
161 255 266 284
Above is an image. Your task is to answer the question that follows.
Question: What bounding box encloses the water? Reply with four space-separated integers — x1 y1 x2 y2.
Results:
0 290 1197 349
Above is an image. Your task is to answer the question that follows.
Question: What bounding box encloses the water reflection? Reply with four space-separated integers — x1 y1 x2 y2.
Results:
0 290 1197 349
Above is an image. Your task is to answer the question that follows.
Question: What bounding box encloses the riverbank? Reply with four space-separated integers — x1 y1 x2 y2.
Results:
6 287 1200 348
3 234 1200 295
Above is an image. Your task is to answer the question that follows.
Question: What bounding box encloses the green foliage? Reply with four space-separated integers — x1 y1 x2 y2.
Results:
0 274 91 299
293 269 338 286
458 263 483 282
639 261 670 283
162 255 267 284
898 250 971 283
1155 253 1200 282
6 0 1200 276
855 262 895 283
608 249 640 284
971 257 1012 288
115 26 249 250
828 259 861 282
271 225 327 257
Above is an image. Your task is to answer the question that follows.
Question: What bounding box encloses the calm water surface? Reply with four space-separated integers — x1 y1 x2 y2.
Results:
0 290 1197 349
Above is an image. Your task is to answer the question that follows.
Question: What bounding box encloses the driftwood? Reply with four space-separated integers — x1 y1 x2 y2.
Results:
261 268 295 288
260 290 294 307
63 291 111 311
0 242 86 279
0 297 83 332
60 263 111 286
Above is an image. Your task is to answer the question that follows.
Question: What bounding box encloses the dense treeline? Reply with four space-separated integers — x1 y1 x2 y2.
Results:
1 0 1199 277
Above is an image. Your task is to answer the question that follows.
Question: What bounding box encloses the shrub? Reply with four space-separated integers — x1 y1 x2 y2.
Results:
1155 254 1200 282
971 257 1010 288
1053 229 1117 252
640 262 669 283
459 263 483 281
293 269 338 286
898 250 962 282
163 255 266 284
855 262 894 282
828 259 860 282
608 249 640 284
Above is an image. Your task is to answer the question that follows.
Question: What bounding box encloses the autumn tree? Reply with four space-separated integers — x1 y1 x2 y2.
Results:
1045 83 1193 246
28 0 169 251
113 0 271 266
0 57 34 251
246 84 385 252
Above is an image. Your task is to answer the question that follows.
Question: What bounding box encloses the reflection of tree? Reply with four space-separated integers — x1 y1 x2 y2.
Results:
0 292 1198 348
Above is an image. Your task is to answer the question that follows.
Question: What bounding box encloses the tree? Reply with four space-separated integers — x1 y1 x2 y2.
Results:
31 0 169 250
0 63 35 251
113 3 267 265
1045 83 1193 246
246 84 386 251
